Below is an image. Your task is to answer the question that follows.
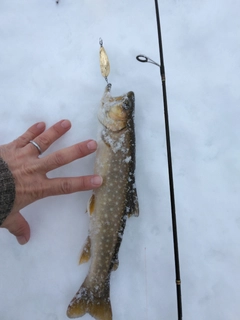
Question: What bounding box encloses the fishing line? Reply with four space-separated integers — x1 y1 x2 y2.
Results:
136 0 182 319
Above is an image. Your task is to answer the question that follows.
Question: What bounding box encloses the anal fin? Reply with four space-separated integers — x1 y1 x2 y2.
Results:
79 236 91 264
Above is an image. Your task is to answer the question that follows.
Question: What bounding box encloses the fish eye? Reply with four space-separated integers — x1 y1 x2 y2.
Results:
122 102 129 110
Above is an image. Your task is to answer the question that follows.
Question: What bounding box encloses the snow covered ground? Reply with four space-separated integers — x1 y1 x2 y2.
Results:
1 0 240 319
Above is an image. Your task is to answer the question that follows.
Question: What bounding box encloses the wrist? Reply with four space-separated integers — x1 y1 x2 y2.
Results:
0 158 16 225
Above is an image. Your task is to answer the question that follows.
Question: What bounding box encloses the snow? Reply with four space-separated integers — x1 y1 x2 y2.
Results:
1 0 240 319
102 130 127 153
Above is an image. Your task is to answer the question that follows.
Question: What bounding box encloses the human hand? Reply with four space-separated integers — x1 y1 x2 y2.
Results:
0 119 102 245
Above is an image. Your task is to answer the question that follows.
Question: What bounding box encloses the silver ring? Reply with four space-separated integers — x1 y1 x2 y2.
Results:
29 140 42 155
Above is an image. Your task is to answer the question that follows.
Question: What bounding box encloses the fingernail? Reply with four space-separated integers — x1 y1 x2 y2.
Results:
16 236 28 245
61 120 71 129
87 140 97 151
37 122 45 130
91 175 103 186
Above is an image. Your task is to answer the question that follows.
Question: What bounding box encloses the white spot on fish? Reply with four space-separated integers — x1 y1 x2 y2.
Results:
102 131 128 153
124 156 132 163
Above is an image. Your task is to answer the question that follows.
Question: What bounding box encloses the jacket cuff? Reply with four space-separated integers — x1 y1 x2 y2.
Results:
0 158 15 226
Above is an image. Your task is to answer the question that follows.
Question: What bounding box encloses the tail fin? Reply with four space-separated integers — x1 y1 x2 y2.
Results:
67 282 112 320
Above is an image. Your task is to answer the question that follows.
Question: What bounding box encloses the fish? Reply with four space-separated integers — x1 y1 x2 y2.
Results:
67 84 139 320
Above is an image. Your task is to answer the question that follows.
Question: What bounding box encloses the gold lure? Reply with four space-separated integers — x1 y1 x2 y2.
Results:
99 38 110 82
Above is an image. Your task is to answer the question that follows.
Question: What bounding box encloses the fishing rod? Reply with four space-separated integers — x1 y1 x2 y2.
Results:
136 0 182 319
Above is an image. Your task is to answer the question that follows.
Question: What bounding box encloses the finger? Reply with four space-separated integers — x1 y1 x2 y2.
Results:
1 211 30 245
45 175 103 196
14 122 46 148
41 140 97 172
27 119 71 155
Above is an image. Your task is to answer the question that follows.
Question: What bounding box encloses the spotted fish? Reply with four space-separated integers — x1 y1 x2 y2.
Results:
67 84 139 319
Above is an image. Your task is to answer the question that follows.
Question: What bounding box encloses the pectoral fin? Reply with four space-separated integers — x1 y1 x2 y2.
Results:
79 236 91 264
87 194 95 216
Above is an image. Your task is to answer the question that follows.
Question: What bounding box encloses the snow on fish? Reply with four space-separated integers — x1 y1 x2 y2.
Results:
67 84 139 320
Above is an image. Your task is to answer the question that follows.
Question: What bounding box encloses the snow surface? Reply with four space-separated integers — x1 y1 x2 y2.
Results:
1 0 240 319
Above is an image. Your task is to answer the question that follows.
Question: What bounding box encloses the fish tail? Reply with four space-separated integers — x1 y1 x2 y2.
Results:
67 281 112 320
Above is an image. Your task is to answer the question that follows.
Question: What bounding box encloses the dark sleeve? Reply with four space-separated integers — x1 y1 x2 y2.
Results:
0 158 15 226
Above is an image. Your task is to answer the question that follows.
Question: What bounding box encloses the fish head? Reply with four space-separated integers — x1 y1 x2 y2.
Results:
98 85 135 132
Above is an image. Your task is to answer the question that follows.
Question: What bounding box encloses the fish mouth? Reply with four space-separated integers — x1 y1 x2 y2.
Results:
98 86 135 132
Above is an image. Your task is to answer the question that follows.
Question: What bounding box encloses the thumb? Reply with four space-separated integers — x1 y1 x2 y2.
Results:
1 211 30 245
